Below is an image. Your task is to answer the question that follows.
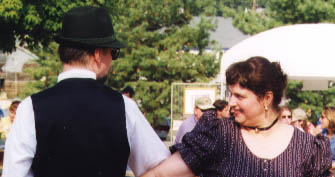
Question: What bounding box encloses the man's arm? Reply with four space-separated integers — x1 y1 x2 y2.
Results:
140 152 195 177
123 96 170 176
2 97 36 177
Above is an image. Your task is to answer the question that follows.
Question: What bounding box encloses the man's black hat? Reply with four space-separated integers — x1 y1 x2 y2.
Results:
55 6 125 48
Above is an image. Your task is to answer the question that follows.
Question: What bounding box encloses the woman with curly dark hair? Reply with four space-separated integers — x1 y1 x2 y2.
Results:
141 57 332 177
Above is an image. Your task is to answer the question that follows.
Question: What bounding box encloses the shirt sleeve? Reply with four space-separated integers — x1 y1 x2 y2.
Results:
304 134 332 177
123 96 170 176
174 119 189 144
2 97 36 177
170 110 221 176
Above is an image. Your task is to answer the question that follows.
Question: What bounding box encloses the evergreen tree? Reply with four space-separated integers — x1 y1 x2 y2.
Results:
20 42 61 98
223 0 335 35
108 0 219 125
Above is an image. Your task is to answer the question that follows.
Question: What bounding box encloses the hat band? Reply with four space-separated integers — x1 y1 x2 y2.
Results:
59 35 117 44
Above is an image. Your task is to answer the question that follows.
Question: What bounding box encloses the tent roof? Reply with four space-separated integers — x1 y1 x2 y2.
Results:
191 16 250 49
220 24 335 90
1 46 37 73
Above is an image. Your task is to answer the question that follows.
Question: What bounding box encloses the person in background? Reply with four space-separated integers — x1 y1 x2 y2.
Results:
213 99 230 119
122 85 135 99
0 87 7 100
291 108 308 132
278 106 292 125
314 120 324 136
0 100 21 139
0 108 4 118
174 96 214 144
229 106 235 117
141 56 331 177
9 101 21 124
306 120 316 135
3 6 169 177
320 106 335 160
0 87 6 118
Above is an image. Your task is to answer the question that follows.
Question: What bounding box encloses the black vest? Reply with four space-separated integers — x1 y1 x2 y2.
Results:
31 78 130 177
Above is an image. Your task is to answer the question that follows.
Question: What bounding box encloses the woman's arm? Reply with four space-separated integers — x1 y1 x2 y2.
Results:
140 152 195 177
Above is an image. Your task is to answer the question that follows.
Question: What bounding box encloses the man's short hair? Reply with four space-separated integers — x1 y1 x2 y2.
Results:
213 100 228 111
122 86 135 98
58 45 95 64
58 45 110 64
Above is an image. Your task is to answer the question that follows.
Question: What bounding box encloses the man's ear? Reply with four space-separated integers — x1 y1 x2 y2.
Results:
93 49 102 66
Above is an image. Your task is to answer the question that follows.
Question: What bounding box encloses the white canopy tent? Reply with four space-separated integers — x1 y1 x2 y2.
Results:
1 46 37 97
220 24 335 95
1 46 37 73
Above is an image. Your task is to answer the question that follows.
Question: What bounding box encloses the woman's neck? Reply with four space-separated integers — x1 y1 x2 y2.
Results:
256 110 278 127
242 110 279 134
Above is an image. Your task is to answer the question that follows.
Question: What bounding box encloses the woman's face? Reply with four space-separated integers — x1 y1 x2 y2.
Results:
228 83 265 126
320 111 330 129
292 120 302 128
280 110 292 125
9 110 16 123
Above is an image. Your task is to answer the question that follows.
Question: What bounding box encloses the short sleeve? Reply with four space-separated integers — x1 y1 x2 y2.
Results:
3 97 36 177
170 110 221 175
304 134 332 177
123 96 170 176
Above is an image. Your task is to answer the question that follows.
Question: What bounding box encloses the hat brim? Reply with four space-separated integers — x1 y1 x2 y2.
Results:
292 117 307 122
198 104 215 110
55 35 125 48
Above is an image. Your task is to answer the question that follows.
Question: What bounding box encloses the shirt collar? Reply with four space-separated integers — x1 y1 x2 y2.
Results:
57 69 96 82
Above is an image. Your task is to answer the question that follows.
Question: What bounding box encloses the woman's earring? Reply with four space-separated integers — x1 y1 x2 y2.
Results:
265 105 268 111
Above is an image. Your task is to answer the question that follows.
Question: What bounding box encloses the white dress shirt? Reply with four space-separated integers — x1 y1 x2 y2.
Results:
2 69 170 177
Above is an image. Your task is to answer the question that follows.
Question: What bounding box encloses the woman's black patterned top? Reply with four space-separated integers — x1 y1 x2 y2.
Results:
171 110 332 177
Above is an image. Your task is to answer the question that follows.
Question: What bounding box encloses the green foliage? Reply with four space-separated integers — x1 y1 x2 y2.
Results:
107 0 219 124
19 42 61 98
216 0 335 35
233 10 282 35
218 5 237 18
286 81 335 124
234 0 335 34
0 0 121 52
267 0 335 23
219 0 268 9
184 0 218 16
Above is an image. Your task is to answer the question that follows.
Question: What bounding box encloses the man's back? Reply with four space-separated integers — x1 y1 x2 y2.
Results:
31 78 129 177
174 115 197 144
2 6 170 177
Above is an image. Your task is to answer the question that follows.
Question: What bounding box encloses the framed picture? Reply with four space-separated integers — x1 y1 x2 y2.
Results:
183 87 217 115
